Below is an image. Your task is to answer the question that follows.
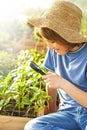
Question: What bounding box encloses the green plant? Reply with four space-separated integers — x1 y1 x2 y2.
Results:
0 49 51 117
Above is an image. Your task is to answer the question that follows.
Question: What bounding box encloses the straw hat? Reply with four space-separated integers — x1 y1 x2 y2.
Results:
27 0 86 43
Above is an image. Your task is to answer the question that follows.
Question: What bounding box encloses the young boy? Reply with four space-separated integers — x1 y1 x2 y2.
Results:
24 0 87 130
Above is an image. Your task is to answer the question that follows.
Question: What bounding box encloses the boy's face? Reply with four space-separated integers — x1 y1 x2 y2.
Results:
46 40 69 55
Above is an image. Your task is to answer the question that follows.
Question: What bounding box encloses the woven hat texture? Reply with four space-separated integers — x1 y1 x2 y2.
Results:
28 0 86 43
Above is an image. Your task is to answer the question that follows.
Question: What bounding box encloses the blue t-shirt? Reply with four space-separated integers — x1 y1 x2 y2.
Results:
43 43 87 109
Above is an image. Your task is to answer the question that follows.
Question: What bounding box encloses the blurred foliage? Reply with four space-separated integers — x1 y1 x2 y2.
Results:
0 19 32 42
80 16 87 37
0 52 16 77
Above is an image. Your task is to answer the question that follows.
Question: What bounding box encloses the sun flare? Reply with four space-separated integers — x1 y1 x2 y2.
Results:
0 0 53 22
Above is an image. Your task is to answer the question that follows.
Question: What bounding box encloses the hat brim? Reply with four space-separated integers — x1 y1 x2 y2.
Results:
28 18 87 43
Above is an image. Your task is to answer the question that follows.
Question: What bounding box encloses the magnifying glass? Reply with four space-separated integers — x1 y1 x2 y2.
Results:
30 61 46 75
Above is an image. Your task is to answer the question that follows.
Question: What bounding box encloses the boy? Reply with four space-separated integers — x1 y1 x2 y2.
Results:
24 0 87 129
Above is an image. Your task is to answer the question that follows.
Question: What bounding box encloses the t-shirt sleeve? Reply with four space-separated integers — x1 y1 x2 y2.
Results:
43 49 55 71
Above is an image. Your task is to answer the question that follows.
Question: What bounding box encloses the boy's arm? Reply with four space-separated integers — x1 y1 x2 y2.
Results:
46 86 57 113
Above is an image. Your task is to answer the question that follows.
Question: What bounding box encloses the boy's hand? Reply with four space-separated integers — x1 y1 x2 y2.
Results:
42 71 64 89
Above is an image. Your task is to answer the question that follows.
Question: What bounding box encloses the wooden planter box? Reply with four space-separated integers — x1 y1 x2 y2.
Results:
0 115 32 130
0 106 48 130
0 104 49 130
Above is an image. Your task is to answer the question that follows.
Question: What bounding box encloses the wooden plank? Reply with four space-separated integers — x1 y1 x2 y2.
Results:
0 115 32 130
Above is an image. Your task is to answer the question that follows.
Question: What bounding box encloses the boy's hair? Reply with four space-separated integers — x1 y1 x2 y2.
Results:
35 27 82 48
